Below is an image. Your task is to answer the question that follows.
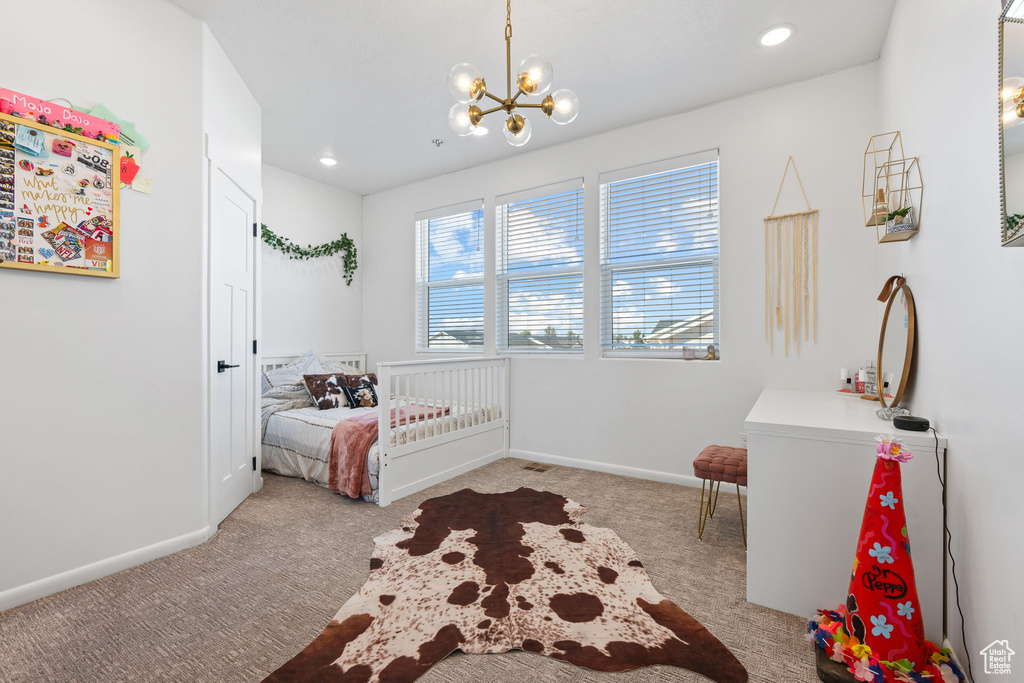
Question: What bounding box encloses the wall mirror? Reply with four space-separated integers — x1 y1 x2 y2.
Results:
876 276 915 413
1000 2 1024 246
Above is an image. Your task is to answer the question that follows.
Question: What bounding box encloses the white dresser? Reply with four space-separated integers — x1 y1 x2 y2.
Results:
744 389 946 642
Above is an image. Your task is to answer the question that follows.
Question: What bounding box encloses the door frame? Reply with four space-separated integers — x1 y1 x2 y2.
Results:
203 151 262 532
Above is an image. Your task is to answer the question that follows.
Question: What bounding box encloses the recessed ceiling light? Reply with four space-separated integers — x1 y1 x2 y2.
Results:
757 24 794 47
319 157 338 166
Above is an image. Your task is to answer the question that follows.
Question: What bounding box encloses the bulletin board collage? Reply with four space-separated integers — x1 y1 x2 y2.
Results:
0 89 121 278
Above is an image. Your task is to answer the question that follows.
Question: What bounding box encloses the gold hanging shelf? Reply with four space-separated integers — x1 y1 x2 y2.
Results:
862 132 924 243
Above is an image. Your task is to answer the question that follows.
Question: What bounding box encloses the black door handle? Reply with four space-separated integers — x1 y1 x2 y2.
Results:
217 360 240 373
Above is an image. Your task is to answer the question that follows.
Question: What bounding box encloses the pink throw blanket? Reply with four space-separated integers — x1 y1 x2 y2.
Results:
328 405 449 499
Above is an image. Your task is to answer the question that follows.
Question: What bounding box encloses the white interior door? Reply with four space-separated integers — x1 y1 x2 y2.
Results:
210 169 257 526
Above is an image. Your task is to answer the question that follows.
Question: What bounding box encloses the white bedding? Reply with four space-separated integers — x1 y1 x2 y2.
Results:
261 401 501 504
262 404 381 503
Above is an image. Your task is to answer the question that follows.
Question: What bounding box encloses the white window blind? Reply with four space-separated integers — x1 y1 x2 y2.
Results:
415 201 484 352
497 180 584 353
600 151 720 357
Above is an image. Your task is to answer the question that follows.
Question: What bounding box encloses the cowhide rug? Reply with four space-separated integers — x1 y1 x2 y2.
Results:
264 487 747 683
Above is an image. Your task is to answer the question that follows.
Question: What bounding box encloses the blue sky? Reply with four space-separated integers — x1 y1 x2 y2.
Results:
425 163 719 347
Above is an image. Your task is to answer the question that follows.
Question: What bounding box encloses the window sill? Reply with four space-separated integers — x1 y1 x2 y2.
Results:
600 352 723 363
497 350 585 359
416 349 485 355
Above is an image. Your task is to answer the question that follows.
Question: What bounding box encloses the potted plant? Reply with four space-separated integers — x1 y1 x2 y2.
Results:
885 206 915 234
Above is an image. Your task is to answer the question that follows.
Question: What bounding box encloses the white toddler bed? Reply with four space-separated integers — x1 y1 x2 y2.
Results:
261 352 509 506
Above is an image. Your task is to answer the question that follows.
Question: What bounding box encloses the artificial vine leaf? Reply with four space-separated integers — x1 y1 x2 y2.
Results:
261 224 358 285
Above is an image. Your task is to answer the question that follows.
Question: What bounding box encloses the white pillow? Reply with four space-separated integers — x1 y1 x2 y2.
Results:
263 350 325 389
321 357 363 375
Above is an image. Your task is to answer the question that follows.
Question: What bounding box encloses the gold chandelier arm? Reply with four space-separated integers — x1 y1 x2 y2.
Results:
506 36 512 100
511 89 525 104
515 103 546 109
479 105 505 116
483 91 505 105
505 0 512 100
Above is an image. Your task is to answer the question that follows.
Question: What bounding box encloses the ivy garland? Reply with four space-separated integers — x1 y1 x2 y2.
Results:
261 223 358 285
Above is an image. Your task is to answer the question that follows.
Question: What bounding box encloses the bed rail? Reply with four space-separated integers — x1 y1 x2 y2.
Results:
261 352 367 374
376 356 509 506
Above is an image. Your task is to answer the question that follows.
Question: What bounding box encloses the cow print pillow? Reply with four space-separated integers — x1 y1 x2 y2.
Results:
342 381 379 409
341 373 377 389
301 374 349 410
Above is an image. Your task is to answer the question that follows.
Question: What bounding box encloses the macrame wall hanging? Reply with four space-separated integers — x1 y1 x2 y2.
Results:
764 157 818 355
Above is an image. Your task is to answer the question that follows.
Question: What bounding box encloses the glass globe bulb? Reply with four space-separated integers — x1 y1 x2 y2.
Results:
1005 105 1024 130
448 103 477 136
1003 77 1024 104
503 116 532 147
517 54 553 95
448 63 483 103
548 89 579 125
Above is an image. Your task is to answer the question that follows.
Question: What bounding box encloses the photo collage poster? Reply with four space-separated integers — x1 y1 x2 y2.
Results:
0 117 115 273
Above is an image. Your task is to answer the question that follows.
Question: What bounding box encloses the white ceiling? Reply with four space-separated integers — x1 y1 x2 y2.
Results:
166 0 896 195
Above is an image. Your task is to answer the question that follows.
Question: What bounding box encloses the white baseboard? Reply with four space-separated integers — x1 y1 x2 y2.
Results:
509 448 711 490
0 526 214 613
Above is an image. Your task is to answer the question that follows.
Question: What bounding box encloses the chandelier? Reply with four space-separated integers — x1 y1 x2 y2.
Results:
446 0 579 146
1003 77 1024 129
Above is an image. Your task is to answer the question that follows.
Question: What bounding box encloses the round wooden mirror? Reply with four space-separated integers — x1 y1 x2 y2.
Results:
876 277 915 408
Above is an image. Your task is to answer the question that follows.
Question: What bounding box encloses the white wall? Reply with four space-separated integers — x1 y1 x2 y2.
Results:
362 64 881 482
879 0 1024 670
0 0 206 609
202 25 262 202
0 1 262 612
261 163 362 355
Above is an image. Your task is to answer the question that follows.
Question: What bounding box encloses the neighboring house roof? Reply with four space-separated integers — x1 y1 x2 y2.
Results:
429 329 483 346
507 333 582 350
646 309 715 343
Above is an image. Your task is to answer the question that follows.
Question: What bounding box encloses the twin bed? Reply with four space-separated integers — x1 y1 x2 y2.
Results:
260 352 509 506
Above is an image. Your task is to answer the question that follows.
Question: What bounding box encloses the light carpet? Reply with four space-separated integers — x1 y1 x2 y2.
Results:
0 458 816 682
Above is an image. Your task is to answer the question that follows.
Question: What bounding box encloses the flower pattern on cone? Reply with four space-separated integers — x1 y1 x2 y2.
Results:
806 436 965 683
845 456 926 665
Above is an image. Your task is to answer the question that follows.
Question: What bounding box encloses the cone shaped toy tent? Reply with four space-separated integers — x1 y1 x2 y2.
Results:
807 436 964 683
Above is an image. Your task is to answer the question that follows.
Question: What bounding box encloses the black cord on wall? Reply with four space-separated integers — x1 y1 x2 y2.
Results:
932 427 974 682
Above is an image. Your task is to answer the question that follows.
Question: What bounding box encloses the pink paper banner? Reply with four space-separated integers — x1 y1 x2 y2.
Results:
0 88 120 144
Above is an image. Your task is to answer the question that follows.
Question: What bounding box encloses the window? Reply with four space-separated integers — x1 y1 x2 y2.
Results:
497 180 584 353
415 201 484 352
600 151 720 357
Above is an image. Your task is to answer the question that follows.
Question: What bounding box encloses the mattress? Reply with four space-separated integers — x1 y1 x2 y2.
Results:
261 401 501 504
262 404 380 503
